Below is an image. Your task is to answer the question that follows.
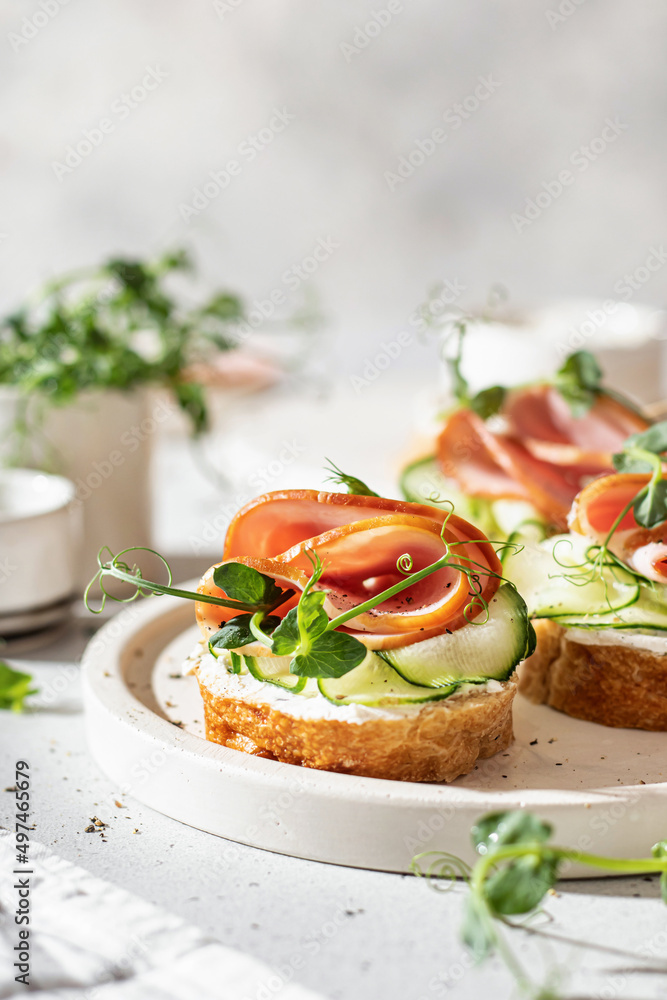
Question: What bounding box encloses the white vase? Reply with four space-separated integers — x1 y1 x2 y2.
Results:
0 387 166 590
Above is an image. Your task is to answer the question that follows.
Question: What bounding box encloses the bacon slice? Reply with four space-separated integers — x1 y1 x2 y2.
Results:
196 490 502 650
436 389 649 528
569 473 667 582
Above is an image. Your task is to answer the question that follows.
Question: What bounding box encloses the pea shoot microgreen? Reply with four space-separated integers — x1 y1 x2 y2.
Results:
440 316 506 418
0 250 249 443
549 421 667 604
413 809 667 999
0 661 37 712
437 301 630 425
324 459 380 497
1 249 317 465
551 350 602 417
85 502 514 680
612 422 667 529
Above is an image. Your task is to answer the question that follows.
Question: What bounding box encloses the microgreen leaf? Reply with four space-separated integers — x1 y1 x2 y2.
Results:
270 559 368 676
270 608 301 656
472 810 552 856
623 421 667 456
290 630 367 678
469 385 506 420
652 840 667 904
212 563 288 609
553 350 602 416
633 479 667 529
419 811 667 998
612 452 654 474
324 459 379 497
208 614 281 652
296 589 329 638
483 851 560 916
0 661 37 712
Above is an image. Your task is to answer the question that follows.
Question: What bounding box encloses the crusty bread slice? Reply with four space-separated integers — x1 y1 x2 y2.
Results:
194 662 517 783
519 619 667 730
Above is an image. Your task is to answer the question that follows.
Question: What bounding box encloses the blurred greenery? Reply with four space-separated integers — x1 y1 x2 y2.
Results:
0 248 249 438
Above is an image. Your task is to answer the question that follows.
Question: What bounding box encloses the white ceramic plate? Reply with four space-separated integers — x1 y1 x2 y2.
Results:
82 588 667 875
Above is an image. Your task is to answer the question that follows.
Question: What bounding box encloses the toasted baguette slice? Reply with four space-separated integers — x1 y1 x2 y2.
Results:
519 619 667 730
191 651 517 783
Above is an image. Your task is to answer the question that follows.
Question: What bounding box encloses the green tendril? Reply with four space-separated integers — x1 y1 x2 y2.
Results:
396 553 413 574
84 546 292 616
414 809 667 1000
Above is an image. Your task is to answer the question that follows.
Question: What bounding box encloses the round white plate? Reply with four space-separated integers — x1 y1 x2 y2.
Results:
82 588 667 875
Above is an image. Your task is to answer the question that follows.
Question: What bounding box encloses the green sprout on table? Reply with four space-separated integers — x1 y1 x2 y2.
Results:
0 661 37 712
413 810 667 998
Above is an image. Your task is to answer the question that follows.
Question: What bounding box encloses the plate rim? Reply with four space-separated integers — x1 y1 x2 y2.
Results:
81 586 667 808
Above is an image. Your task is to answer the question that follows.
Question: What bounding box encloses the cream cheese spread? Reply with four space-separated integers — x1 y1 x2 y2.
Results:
183 641 507 724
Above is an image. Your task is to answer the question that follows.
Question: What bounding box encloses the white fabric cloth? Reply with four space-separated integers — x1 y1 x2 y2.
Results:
0 832 323 999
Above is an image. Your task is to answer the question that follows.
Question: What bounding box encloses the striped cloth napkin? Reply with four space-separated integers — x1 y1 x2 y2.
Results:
0 832 323 999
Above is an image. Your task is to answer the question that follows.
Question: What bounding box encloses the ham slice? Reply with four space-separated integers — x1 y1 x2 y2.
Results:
437 409 597 529
569 473 667 582
196 490 502 650
504 385 649 463
437 388 650 528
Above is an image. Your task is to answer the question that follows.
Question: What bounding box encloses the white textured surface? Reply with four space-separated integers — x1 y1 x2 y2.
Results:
0 833 322 999
3 0 667 378
1 617 667 999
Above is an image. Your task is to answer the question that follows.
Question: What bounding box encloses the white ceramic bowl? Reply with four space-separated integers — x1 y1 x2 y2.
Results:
0 469 82 634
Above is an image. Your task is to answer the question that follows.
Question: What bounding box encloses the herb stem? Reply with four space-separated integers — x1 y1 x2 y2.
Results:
557 850 667 874
94 562 267 613
324 552 453 630
471 843 667 886
249 610 275 648
602 487 648 551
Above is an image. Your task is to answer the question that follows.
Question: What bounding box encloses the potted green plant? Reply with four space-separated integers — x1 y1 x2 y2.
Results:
0 248 286 586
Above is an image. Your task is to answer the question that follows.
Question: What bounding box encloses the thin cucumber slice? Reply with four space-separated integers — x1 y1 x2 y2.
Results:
381 583 528 687
490 500 546 539
503 534 639 618
557 584 667 630
244 655 307 692
208 644 248 673
399 456 498 535
318 651 458 707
